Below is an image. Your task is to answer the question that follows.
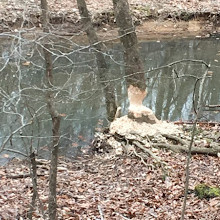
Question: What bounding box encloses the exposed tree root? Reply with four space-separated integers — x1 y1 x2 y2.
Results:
92 126 220 166
133 141 161 163
162 134 188 145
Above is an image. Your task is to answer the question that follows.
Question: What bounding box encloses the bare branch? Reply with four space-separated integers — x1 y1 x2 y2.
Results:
98 205 105 220
0 122 32 154
181 68 209 220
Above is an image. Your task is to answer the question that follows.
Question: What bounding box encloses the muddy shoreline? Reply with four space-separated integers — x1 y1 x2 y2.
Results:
1 0 220 40
1 18 219 43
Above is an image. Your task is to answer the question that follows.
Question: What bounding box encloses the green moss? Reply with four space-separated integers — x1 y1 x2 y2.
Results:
195 184 220 199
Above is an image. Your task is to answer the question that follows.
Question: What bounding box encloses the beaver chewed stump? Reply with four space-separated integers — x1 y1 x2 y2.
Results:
127 85 159 124
93 84 185 159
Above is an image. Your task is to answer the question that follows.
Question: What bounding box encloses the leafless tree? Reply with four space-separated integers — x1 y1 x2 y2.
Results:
113 0 158 123
181 67 209 220
40 0 61 219
77 0 117 122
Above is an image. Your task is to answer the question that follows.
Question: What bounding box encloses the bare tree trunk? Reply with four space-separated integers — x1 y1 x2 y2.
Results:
40 0 61 219
27 151 46 219
113 0 145 90
113 0 158 123
77 0 117 122
181 68 209 220
27 152 37 220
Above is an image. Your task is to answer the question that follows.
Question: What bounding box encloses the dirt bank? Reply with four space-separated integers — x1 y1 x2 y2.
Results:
0 0 220 40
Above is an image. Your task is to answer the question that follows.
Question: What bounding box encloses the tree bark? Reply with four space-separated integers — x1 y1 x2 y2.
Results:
113 0 158 123
113 0 145 90
77 0 117 122
40 0 61 219
27 152 37 220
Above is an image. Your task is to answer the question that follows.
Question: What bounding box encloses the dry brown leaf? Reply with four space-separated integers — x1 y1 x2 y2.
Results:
22 61 31 66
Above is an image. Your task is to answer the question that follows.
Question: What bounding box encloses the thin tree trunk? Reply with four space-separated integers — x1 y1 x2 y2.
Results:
77 0 117 121
40 0 61 219
181 68 209 220
113 0 158 123
27 151 46 219
27 152 37 220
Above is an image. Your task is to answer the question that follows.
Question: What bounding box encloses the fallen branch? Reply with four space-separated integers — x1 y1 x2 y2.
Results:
204 104 220 108
174 121 219 126
152 143 220 156
162 134 188 145
6 173 45 179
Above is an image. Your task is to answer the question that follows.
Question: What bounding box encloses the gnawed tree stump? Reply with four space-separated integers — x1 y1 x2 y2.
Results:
92 117 220 166
110 115 181 137
127 85 159 124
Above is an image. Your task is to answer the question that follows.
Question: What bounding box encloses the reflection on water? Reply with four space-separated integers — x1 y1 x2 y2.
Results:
0 36 219 158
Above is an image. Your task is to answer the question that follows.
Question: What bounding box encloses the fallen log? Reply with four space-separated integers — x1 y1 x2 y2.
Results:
152 143 220 156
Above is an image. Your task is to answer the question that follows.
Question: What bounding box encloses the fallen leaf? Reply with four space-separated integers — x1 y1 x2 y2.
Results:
22 61 31 66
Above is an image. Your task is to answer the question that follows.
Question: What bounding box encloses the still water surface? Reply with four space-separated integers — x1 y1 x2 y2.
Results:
0 36 219 159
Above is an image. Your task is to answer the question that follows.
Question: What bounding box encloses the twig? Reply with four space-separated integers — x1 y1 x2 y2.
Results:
7 173 32 179
4 148 28 157
181 118 198 220
6 173 45 179
98 205 104 220
0 122 32 154
181 67 209 220
116 212 131 220
133 140 168 178
132 146 154 168
192 78 200 115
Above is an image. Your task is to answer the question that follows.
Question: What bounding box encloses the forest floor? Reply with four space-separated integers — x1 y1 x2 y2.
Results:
0 122 219 219
1 0 220 40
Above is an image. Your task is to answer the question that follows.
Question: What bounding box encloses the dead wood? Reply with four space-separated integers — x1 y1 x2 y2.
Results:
7 173 44 179
205 104 220 108
152 143 220 156
174 121 219 126
93 128 220 159
162 134 188 145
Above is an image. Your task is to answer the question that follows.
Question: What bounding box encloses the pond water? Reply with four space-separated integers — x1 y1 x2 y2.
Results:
0 35 219 160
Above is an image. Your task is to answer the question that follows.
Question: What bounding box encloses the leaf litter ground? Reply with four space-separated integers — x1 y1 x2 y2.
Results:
0 143 220 219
